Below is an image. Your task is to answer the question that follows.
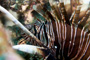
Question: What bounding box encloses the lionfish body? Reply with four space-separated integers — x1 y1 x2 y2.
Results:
0 0 90 60
17 0 90 60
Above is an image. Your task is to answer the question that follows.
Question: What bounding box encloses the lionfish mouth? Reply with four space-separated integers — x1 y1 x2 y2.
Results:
0 0 90 60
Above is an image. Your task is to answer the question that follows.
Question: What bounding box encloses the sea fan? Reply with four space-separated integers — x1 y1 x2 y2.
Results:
0 0 90 60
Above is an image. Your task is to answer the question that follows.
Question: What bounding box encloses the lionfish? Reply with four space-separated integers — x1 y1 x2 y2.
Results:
0 0 90 60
